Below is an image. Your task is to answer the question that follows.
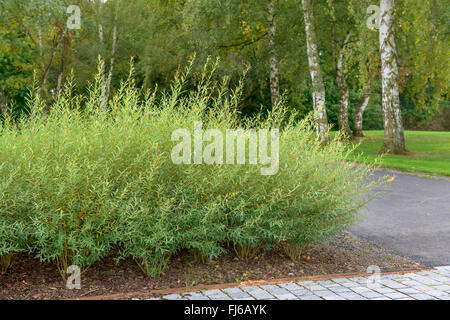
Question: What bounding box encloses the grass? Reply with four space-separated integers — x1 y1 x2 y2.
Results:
348 130 450 176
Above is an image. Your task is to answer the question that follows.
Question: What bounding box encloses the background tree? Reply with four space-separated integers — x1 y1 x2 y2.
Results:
267 0 280 109
0 0 447 135
302 0 328 140
379 0 406 154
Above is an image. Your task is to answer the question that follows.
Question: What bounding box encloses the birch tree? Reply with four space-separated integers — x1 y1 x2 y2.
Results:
11 0 69 99
353 81 372 137
37 27 68 98
302 0 328 141
104 0 120 105
335 31 352 138
98 0 106 103
379 0 406 154
55 35 67 98
0 83 7 118
347 0 381 138
97 0 120 110
267 0 280 110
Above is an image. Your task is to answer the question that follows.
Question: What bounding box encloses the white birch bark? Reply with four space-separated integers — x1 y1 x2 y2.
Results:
302 0 328 141
37 27 46 94
105 0 119 101
38 27 44 77
379 0 406 153
267 0 280 110
56 38 66 98
353 82 372 137
98 0 106 107
101 0 120 110
336 31 352 138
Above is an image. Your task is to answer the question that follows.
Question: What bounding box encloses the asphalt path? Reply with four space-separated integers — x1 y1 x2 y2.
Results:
349 170 450 266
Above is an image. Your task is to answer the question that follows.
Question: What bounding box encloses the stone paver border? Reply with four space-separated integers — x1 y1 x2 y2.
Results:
74 267 450 300
149 266 450 301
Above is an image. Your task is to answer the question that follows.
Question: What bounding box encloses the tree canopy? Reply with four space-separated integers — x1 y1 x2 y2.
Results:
0 0 448 132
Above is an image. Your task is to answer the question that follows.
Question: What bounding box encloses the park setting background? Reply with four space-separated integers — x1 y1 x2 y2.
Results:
0 0 448 300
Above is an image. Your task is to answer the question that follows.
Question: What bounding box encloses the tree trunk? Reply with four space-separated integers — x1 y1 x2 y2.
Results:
56 37 66 98
302 0 328 141
336 31 352 138
353 82 372 138
37 27 47 96
37 28 67 96
379 0 406 154
100 0 120 111
105 0 120 104
267 0 280 110
98 0 106 104
0 83 7 119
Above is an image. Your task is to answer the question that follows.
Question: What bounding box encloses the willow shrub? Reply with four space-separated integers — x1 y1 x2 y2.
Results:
0 62 385 277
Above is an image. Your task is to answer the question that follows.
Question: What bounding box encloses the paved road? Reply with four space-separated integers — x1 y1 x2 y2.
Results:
349 170 450 266
145 267 450 300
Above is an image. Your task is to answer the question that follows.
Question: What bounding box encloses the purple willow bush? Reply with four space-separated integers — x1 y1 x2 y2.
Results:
0 61 386 277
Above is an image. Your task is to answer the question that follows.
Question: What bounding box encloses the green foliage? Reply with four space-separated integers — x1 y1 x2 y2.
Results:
0 62 384 277
1 0 447 130
396 0 449 111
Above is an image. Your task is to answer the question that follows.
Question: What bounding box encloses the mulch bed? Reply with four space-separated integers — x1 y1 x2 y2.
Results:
0 232 423 300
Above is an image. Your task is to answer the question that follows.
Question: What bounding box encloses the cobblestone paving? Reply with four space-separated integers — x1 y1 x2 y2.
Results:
144 266 450 300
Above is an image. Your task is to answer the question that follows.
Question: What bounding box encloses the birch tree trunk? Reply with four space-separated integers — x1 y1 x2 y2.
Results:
98 0 106 106
38 27 44 78
37 27 46 95
336 31 352 138
37 28 67 96
0 83 7 118
56 37 66 98
104 0 120 105
99 0 119 111
353 82 372 138
267 0 280 110
379 0 406 154
302 0 328 141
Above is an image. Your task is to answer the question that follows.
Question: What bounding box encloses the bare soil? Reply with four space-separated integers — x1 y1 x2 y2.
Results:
0 232 423 300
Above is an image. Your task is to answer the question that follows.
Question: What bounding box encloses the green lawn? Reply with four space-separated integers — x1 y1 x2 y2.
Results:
347 131 450 176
